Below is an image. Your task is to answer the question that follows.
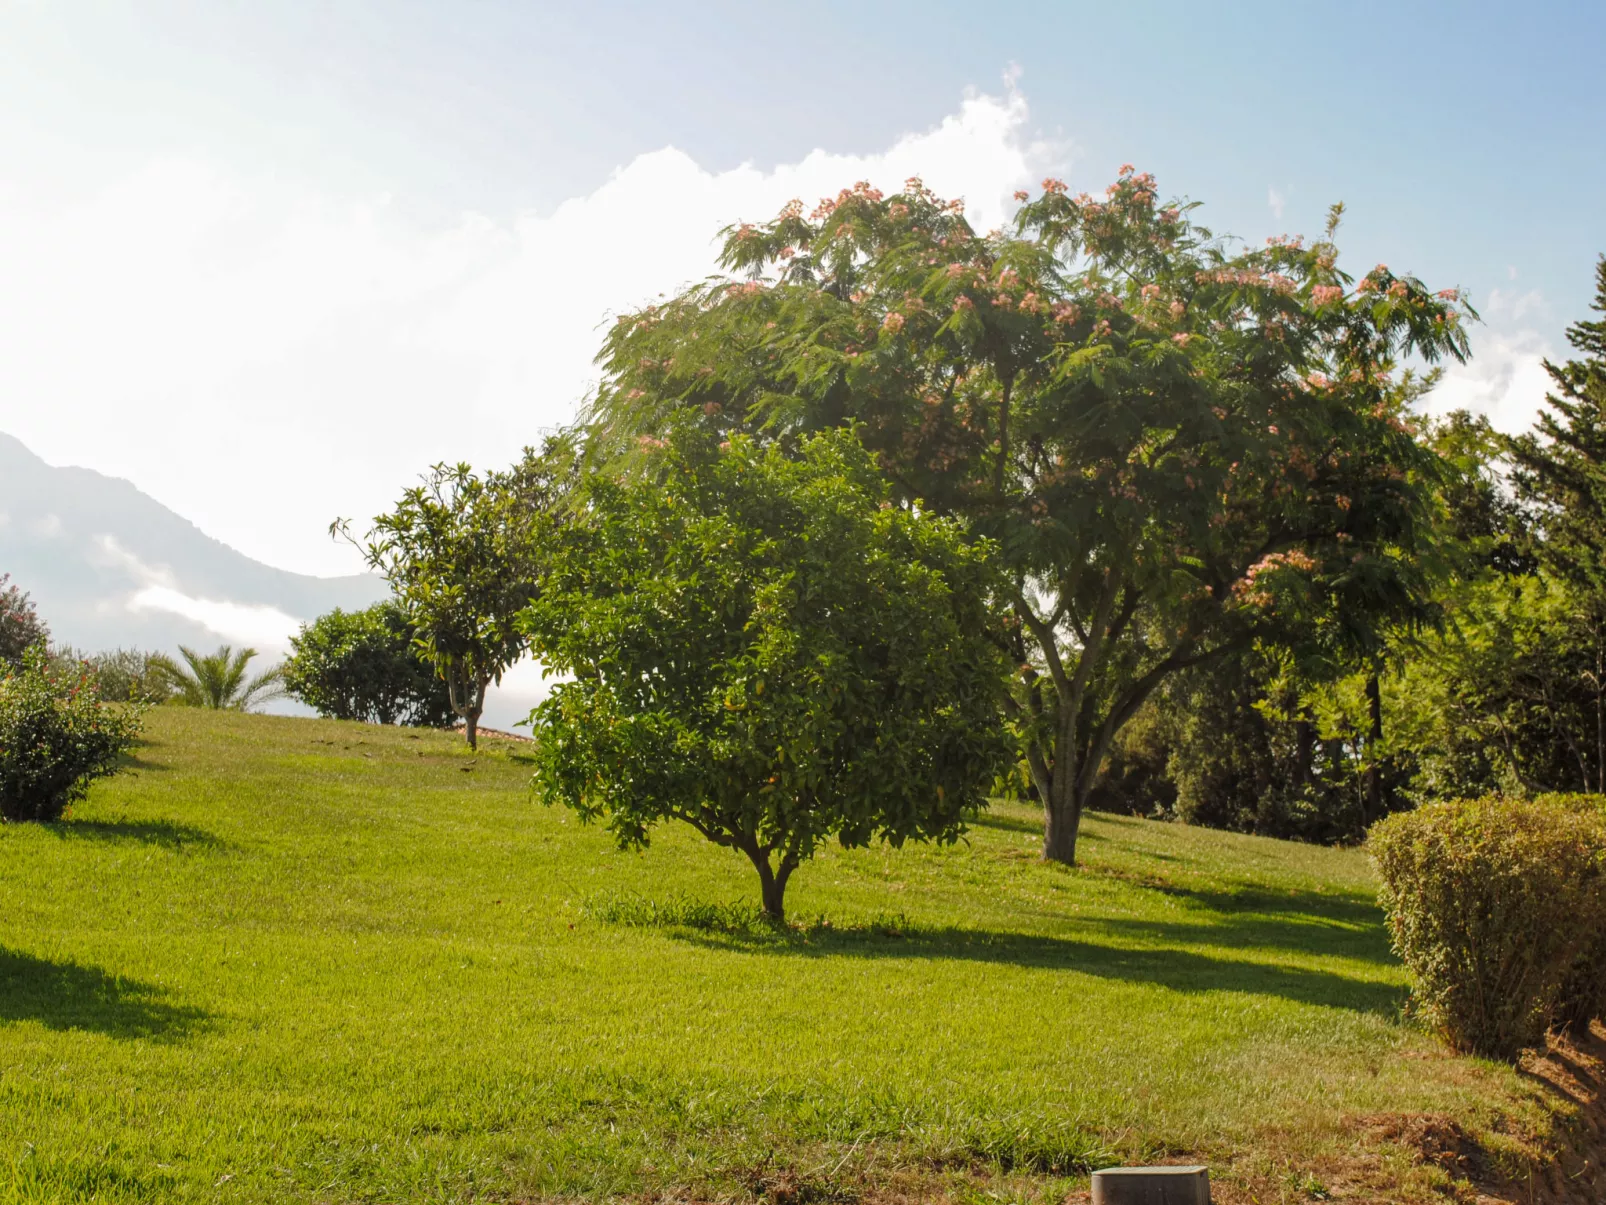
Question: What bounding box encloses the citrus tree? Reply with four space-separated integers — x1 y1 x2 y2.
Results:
520 425 1010 920
344 454 559 750
586 170 1472 863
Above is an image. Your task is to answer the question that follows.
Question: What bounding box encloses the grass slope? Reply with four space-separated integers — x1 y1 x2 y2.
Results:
0 710 1555 1202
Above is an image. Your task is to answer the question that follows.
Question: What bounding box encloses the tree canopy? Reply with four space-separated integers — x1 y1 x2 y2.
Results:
521 425 1011 919
344 453 564 749
585 170 1472 862
283 601 456 727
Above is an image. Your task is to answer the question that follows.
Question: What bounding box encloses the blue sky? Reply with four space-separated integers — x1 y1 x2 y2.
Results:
1 0 1602 579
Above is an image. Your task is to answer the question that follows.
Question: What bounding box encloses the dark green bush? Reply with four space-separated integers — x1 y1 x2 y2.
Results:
0 646 144 822
1370 795 1606 1058
283 602 454 727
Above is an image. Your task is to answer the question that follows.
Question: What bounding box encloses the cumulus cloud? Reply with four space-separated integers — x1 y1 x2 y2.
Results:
0 82 1056 576
1268 187 1286 219
1427 327 1555 435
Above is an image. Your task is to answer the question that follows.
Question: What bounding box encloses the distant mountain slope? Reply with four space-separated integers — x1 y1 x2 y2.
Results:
0 431 387 656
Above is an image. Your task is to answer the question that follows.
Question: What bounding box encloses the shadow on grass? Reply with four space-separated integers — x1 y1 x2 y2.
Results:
669 922 1403 1015
0 948 208 1040
45 819 225 851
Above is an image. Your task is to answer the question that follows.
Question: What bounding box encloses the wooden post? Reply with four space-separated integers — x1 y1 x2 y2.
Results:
1090 1165 1210 1205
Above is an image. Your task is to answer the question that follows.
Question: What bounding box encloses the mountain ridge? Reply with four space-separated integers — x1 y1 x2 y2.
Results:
0 431 388 656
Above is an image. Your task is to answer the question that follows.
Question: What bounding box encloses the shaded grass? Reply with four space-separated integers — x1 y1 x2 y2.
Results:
0 709 1559 1203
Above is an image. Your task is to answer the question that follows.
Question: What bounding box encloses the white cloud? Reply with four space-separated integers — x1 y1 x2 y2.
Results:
1268 187 1286 219
85 534 301 649
128 585 301 650
0 82 1056 576
1427 327 1554 435
1483 286 1549 324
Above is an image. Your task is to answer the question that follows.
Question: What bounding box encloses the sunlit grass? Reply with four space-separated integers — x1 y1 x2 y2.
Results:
0 709 1546 1202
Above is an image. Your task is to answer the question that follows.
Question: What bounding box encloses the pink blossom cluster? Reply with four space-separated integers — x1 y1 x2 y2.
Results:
1051 301 1080 325
1234 549 1320 605
1041 177 1068 195
881 312 906 334
1013 189 1030 202
1311 285 1344 307
1196 267 1282 289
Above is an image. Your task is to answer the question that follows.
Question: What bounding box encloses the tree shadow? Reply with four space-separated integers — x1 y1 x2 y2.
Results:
44 819 226 851
970 811 1042 836
663 922 1404 1016
121 749 172 774
0 948 208 1040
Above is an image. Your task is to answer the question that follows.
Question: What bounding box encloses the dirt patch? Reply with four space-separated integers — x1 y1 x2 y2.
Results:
1199 1023 1606 1203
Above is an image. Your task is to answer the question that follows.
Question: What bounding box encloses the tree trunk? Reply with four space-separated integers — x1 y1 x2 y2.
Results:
1040 717 1084 865
1295 715 1315 786
737 837 795 923
1363 671 1384 823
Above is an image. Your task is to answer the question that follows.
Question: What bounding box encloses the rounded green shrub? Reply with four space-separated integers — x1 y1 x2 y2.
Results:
0 646 143 823
1539 794 1606 1035
1369 795 1606 1059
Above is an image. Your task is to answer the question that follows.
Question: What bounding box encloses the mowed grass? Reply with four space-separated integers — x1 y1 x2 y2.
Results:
0 710 1549 1202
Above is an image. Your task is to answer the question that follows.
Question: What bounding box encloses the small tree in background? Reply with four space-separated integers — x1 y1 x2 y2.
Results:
0 647 143 822
0 574 49 666
152 645 284 711
284 602 455 726
345 445 569 750
522 425 1011 921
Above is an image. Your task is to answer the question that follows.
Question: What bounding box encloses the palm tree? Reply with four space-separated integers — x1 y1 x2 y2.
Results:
151 645 285 711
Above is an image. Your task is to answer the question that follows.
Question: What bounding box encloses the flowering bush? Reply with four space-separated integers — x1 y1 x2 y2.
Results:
0 574 49 666
0 646 143 823
1370 795 1606 1059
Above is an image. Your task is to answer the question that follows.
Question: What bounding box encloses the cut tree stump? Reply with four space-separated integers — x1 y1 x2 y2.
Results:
1090 1165 1210 1205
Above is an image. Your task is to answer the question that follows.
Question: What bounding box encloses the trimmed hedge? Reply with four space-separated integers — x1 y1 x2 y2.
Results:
1370 795 1606 1060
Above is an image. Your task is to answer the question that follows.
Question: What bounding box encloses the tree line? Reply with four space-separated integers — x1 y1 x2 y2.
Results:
10 168 1606 923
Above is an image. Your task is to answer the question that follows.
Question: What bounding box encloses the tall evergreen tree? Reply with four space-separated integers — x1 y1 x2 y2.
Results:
1510 255 1606 590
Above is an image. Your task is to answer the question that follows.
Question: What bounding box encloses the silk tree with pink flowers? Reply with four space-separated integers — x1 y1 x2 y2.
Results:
585 168 1473 866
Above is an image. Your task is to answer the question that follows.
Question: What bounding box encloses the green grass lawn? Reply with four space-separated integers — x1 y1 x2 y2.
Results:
0 709 1554 1203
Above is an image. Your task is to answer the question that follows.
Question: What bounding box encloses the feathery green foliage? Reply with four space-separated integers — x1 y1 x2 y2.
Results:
151 645 283 712
587 173 1472 864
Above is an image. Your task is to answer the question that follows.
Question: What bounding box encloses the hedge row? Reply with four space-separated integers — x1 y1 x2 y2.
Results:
1370 794 1606 1060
